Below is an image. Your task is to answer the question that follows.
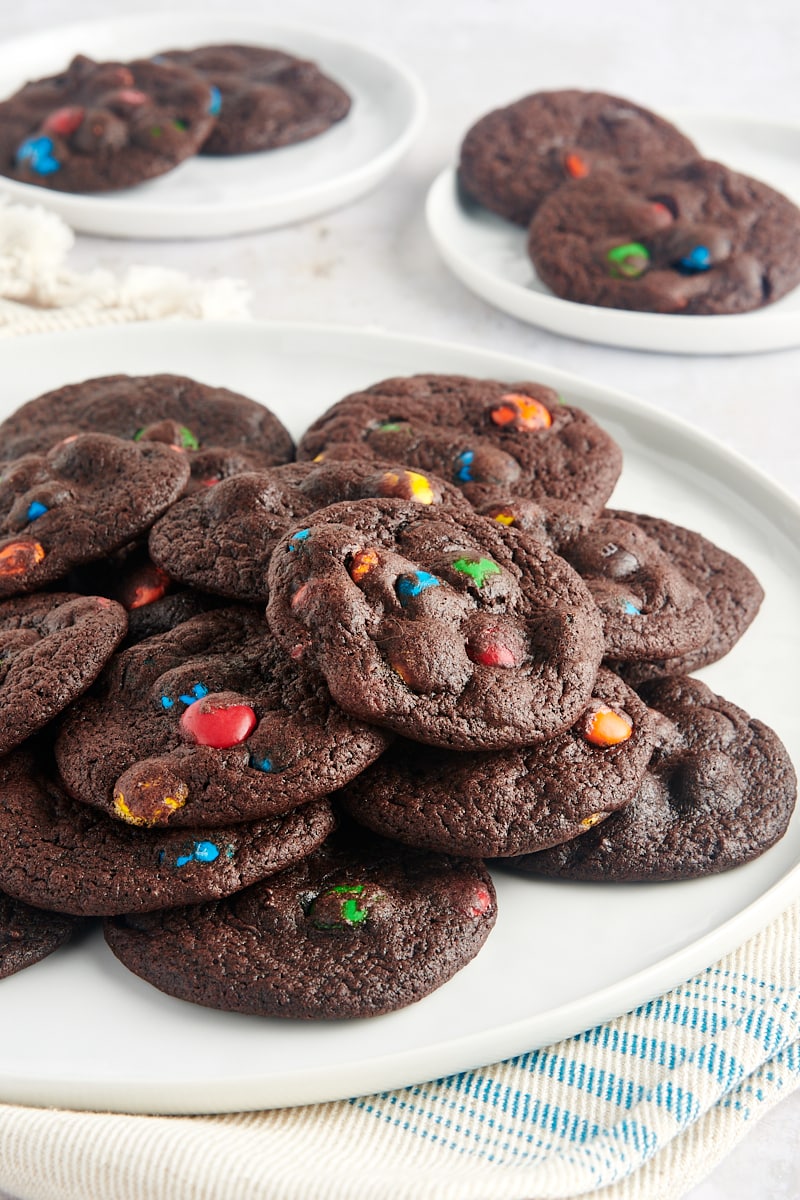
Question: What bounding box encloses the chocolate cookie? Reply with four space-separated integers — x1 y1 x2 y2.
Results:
0 433 190 598
0 890 81 979
0 373 295 490
0 54 215 192
55 606 392 828
266 498 604 748
606 511 765 681
0 592 126 752
527 161 800 314
123 588 225 645
501 676 797 881
149 461 470 603
340 669 656 857
557 514 714 662
62 542 223 645
104 828 497 1018
297 374 622 516
458 89 697 226
160 44 351 155
0 747 335 916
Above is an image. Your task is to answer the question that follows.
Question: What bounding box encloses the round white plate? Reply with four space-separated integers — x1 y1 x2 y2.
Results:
0 320 798 1115
0 16 425 239
426 113 800 355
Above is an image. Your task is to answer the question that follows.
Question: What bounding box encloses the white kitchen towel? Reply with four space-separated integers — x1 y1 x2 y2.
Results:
0 901 797 1200
0 196 251 333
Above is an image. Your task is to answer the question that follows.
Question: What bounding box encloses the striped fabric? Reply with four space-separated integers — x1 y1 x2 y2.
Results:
0 901 797 1200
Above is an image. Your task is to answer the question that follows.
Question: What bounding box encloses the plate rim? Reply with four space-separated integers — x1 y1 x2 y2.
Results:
0 317 797 1115
0 15 427 236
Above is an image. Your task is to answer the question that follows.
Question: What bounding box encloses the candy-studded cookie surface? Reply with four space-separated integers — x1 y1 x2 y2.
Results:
0 54 215 192
606 510 764 681
458 89 697 226
297 373 622 516
341 669 656 857
160 44 351 155
104 829 497 1018
266 498 605 748
0 748 335 916
149 460 470 603
528 162 800 314
55 606 392 828
0 433 190 597
557 513 714 663
0 373 294 490
502 676 797 881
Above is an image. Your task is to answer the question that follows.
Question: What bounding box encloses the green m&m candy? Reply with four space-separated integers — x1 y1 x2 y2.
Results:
309 883 370 930
607 242 650 279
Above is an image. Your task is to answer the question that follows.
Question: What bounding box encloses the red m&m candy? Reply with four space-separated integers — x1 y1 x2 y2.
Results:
180 695 257 749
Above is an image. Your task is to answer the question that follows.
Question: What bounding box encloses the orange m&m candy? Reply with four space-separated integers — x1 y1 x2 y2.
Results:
564 152 590 179
123 564 171 610
0 540 45 577
490 394 552 431
582 706 633 747
349 549 380 582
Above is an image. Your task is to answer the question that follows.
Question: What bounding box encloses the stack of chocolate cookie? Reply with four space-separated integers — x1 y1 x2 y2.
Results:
458 89 800 314
0 44 351 193
0 370 794 1020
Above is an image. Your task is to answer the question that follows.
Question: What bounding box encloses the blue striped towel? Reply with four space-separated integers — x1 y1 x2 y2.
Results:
0 902 797 1200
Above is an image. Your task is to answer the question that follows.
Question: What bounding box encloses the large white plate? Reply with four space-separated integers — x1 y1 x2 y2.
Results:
426 113 800 355
0 320 798 1115
0 15 425 239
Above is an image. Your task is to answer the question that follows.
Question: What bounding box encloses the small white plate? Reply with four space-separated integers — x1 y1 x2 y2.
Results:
0 320 798 1116
426 114 800 355
0 15 426 239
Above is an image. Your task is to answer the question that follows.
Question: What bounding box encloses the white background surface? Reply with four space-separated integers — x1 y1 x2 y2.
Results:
1 0 799 1197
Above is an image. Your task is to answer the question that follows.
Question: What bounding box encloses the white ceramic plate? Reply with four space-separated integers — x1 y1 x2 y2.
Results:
0 16 425 239
426 114 800 355
0 320 798 1115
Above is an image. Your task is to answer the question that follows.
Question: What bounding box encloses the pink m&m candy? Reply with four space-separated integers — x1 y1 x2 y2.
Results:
42 107 85 136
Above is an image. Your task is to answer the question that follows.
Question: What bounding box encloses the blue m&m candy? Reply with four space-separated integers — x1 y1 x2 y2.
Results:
453 450 474 483
677 245 712 273
395 571 441 606
208 85 222 116
16 135 60 176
